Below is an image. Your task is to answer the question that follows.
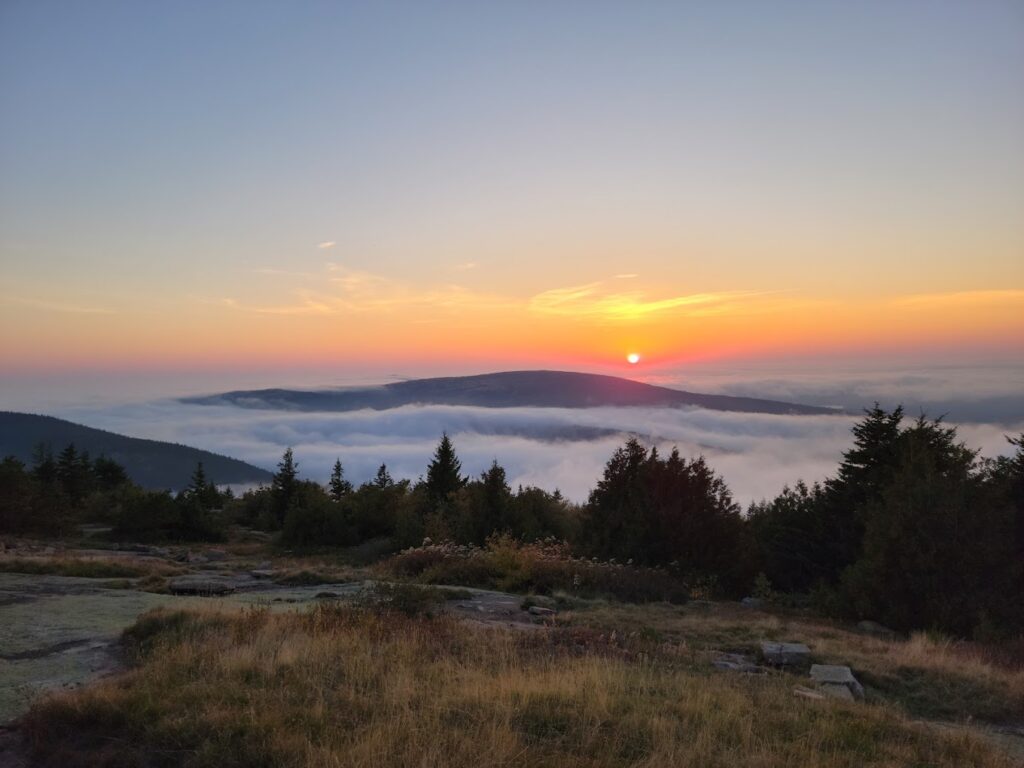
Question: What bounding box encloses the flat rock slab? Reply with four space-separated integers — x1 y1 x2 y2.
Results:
810 664 864 699
760 641 811 668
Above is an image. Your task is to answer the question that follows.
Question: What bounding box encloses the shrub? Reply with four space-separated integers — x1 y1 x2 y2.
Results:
385 535 689 604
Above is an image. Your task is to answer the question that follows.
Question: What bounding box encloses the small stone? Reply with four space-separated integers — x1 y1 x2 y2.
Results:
810 664 864 699
528 605 556 617
760 641 811 668
205 549 228 562
741 597 764 608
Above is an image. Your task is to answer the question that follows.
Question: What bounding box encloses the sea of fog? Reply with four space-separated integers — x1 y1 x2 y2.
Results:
3 363 1022 505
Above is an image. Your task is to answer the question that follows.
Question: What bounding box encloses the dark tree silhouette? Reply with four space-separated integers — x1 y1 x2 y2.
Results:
329 458 353 501
271 448 299 527
425 433 464 508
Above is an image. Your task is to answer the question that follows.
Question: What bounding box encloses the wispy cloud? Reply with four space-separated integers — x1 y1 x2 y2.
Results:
317 241 336 250
222 265 514 317
454 261 478 271
528 282 762 321
892 289 1024 308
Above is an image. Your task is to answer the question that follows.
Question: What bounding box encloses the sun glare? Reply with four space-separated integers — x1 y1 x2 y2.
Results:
627 353 640 365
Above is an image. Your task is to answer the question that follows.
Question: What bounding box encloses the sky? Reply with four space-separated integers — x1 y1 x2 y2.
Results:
1 1 1022 381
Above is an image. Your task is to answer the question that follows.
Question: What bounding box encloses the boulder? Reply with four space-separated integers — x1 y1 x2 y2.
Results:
810 664 864 700
760 641 811 668
528 605 556 617
740 597 764 608
205 549 228 562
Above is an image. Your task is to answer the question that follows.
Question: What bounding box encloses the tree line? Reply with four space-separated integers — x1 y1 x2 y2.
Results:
2 408 1022 638
0 444 232 541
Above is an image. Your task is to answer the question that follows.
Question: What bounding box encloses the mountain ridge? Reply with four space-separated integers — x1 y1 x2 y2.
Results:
182 370 840 416
0 411 273 489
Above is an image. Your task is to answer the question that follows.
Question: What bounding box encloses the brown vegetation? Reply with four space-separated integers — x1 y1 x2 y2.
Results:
21 603 1018 768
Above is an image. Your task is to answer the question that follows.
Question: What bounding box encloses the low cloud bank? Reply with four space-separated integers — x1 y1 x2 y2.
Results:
663 364 1024 425
51 401 1023 506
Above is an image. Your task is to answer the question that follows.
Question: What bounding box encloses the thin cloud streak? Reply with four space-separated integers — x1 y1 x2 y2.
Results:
528 282 763 321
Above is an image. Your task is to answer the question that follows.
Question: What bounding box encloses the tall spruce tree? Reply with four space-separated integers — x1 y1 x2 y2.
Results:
425 433 464 508
329 459 353 501
820 403 905 576
373 463 393 488
271 448 299 527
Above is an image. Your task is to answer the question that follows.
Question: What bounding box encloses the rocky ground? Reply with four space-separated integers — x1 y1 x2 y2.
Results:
2 539 1023 766
0 543 551 727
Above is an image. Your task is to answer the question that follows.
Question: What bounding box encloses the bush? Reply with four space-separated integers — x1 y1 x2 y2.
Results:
386 536 689 604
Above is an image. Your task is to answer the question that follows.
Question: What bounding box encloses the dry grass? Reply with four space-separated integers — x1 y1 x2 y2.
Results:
559 600 1024 725
21 604 1017 768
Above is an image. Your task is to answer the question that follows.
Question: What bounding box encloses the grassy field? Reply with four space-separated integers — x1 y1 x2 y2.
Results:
20 600 1020 768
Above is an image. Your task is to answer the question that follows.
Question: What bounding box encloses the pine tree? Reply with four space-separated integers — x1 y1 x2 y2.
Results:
271 448 299 527
821 403 905 575
93 456 129 490
31 443 56 485
425 433 464 508
329 459 353 501
189 462 208 496
472 460 512 542
373 463 393 488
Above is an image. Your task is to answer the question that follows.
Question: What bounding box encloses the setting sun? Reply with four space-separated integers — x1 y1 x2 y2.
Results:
627 353 641 365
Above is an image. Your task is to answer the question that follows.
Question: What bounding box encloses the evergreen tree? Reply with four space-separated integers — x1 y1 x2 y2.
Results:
31 443 56 485
188 461 208 496
838 418 985 634
329 459 353 501
56 443 92 504
93 456 129 490
480 460 511 532
425 433 464 508
271 448 299 527
819 403 905 576
582 438 748 594
373 463 393 488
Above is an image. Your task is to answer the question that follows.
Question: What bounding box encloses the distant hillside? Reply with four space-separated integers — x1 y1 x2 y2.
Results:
0 412 273 490
183 370 839 416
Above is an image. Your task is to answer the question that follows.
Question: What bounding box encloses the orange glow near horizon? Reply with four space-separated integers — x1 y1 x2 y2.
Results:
3 277 1023 376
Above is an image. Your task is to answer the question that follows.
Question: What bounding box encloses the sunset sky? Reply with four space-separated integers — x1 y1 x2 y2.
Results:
2 1 1022 378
